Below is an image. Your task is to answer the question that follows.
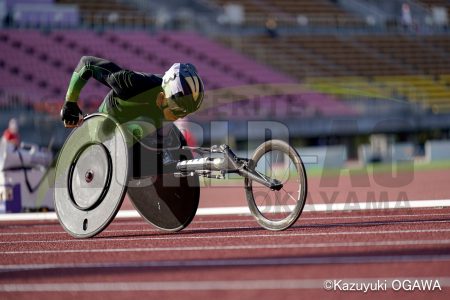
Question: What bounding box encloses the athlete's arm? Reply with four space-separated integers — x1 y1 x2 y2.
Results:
61 56 123 127
65 56 122 103
62 56 161 127
67 56 160 101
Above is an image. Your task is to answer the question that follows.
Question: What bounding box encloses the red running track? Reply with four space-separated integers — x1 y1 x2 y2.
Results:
0 207 450 299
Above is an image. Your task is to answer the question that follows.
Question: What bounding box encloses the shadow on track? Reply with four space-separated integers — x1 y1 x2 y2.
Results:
97 216 450 239
2 248 450 281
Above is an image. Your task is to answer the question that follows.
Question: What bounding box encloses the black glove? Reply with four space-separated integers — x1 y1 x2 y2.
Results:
60 101 82 128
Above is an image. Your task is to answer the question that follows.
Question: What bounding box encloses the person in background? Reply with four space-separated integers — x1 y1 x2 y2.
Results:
265 16 278 38
401 3 413 29
2 118 20 148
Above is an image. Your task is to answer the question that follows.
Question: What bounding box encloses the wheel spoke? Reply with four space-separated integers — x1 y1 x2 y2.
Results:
280 155 291 183
282 187 298 203
260 190 272 212
274 191 281 209
265 152 273 178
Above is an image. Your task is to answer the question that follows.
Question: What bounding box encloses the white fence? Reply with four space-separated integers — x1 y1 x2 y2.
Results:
425 140 450 161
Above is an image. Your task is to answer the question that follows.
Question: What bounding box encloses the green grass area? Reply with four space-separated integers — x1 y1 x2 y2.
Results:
307 160 450 178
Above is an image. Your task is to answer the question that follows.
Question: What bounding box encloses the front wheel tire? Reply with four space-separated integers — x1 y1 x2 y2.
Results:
245 140 307 231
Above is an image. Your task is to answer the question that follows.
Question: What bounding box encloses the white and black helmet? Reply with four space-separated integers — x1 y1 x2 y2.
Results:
162 63 204 117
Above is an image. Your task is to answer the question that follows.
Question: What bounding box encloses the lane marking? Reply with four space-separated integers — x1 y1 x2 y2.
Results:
123 212 450 224
3 254 450 272
1 199 450 222
106 211 450 227
1 218 450 237
0 279 355 291
2 211 449 229
3 239 450 255
302 199 450 212
1 277 449 292
2 228 450 245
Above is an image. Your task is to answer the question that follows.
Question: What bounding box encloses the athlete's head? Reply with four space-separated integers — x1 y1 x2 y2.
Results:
157 63 204 121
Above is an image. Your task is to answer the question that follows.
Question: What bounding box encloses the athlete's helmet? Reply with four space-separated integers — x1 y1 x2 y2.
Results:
162 63 204 117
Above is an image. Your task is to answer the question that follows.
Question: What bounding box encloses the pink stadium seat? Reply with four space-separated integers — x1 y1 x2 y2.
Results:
0 29 356 117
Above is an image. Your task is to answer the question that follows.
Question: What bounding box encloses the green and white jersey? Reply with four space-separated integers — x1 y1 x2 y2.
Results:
66 56 165 127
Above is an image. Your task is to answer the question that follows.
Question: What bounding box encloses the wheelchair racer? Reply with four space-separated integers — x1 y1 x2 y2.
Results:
60 56 204 128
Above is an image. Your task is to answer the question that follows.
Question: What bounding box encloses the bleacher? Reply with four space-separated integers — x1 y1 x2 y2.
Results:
355 35 450 75
0 0 449 117
304 75 450 113
0 29 355 118
55 0 152 27
217 32 450 113
210 0 366 27
416 0 450 10
2 0 79 28
0 0 448 152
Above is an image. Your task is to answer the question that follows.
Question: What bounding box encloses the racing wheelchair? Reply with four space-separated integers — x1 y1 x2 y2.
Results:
54 114 308 238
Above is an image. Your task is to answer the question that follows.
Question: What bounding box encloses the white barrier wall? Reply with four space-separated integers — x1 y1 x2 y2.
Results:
0 1 6 25
0 139 54 211
236 145 348 169
0 169 54 210
391 143 415 162
297 145 347 169
425 140 450 161
358 143 414 164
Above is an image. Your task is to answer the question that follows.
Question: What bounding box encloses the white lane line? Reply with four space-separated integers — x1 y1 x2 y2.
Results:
3 254 450 272
106 211 450 227
1 218 450 237
0 213 450 236
109 211 450 226
197 199 450 214
3 211 449 229
2 228 450 245
2 239 450 255
0 199 449 222
0 279 347 292
1 277 450 292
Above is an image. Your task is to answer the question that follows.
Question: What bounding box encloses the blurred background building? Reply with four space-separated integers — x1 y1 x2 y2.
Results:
0 0 449 167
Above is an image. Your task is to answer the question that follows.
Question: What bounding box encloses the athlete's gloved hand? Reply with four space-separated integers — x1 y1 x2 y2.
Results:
60 101 82 128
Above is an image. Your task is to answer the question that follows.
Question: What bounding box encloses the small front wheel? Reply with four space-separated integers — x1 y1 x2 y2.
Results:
245 140 307 230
